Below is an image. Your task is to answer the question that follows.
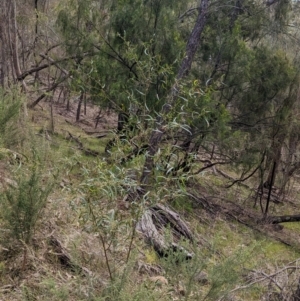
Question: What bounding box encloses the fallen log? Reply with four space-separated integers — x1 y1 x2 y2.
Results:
187 192 298 248
136 204 194 260
67 132 100 157
268 215 300 224
48 235 90 275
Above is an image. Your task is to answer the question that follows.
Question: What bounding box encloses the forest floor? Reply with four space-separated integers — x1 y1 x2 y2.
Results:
1 100 300 300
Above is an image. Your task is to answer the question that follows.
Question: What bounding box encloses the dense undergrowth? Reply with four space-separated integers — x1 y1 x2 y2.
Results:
0 90 300 301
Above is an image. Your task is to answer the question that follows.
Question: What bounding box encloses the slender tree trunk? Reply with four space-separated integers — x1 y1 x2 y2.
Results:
140 0 210 189
263 86 297 193
265 137 282 188
10 0 27 92
0 0 5 87
264 161 276 218
76 92 84 122
1 0 14 87
84 92 87 115
0 23 5 87
50 96 54 134
34 0 39 39
293 278 300 301
279 126 299 195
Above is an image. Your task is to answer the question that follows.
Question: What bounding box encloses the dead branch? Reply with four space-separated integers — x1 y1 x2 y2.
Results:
226 162 263 188
48 235 89 275
215 168 250 188
39 54 69 75
192 159 230 175
187 192 300 248
218 260 300 301
18 53 91 81
67 131 100 157
268 214 300 224
136 204 194 259
29 74 70 108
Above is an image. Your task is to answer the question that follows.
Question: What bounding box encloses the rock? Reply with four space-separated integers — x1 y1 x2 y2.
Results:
149 276 168 286
177 283 185 296
194 271 208 284
136 261 163 275
272 224 284 231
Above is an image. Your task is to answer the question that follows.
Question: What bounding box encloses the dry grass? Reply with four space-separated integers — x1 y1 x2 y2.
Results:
0 100 300 300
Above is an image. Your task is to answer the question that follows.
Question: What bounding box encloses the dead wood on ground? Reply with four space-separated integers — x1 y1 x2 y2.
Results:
67 131 100 157
187 192 300 249
136 204 194 260
48 235 89 275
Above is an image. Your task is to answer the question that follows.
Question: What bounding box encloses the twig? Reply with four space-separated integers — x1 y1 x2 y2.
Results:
67 131 100 156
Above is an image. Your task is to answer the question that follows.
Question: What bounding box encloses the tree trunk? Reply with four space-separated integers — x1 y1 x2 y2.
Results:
50 96 54 134
279 124 300 196
10 0 27 91
0 0 13 87
293 278 300 301
133 0 210 256
136 204 194 259
0 25 6 87
264 161 277 218
76 92 84 122
140 0 210 188
268 215 300 224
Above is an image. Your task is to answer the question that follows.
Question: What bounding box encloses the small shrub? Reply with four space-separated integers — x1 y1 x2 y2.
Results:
0 87 22 149
0 166 53 244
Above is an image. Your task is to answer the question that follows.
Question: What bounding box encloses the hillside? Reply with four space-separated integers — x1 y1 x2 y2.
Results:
0 98 299 301
2 0 300 300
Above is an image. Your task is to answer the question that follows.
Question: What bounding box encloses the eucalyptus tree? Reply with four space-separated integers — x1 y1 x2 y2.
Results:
0 0 25 88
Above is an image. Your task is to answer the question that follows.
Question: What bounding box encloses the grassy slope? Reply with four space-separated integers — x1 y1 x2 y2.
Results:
0 101 300 301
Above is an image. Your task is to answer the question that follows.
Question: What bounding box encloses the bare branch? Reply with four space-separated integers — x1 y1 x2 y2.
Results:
18 53 91 81
28 74 70 108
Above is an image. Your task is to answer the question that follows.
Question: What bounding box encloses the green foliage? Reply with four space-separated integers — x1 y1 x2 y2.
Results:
3 1 300 300
0 87 22 149
274 0 292 29
193 0 299 176
54 0 300 188
0 160 54 244
56 0 188 113
72 159 144 280
236 47 296 120
204 250 246 300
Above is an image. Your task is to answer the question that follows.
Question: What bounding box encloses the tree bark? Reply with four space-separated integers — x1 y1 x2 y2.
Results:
135 0 210 256
76 92 84 122
293 278 300 301
264 161 277 218
136 204 194 259
29 74 69 108
10 0 27 91
268 215 300 224
0 0 13 87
